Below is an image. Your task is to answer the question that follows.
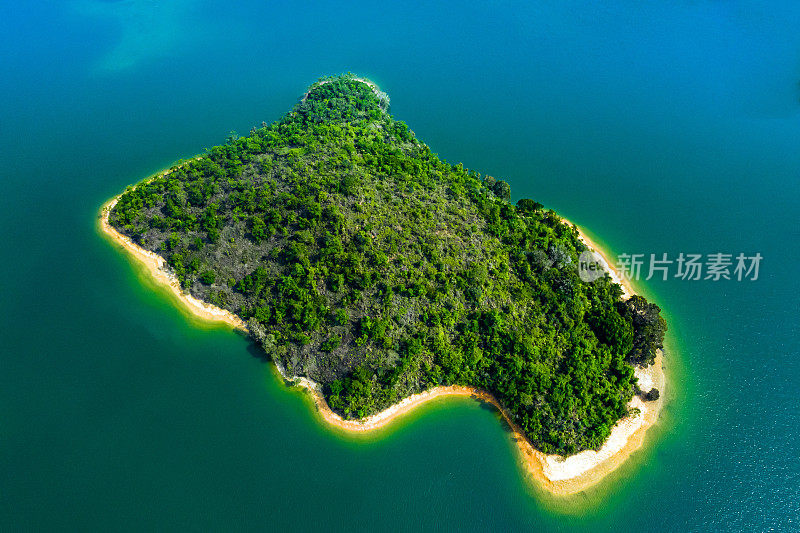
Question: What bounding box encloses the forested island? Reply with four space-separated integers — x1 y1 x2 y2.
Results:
107 75 666 456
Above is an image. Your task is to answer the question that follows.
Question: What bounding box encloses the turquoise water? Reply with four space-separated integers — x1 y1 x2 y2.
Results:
2 1 799 530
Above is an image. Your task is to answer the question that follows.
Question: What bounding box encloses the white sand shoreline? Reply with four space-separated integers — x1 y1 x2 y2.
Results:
99 165 248 332
99 164 666 497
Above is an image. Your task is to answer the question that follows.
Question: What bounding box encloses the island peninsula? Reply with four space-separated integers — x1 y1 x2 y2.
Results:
101 75 667 495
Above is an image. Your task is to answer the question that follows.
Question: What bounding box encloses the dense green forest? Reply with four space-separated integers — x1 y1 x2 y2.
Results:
110 75 666 455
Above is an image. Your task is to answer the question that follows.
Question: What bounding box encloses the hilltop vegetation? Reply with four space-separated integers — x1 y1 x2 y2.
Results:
109 75 666 455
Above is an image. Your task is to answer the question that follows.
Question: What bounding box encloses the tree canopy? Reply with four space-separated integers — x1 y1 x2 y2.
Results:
110 74 667 455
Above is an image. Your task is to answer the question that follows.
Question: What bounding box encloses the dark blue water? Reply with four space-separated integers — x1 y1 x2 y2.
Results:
2 1 799 530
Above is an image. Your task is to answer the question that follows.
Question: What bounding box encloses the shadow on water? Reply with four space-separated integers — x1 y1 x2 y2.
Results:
244 339 271 364
471 394 516 434
243 338 297 389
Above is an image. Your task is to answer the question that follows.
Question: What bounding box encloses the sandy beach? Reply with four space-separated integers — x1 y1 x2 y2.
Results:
279 344 664 497
100 183 666 497
571 222 635 299
98 168 248 333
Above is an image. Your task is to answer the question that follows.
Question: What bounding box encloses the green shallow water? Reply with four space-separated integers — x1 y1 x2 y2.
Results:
2 1 799 530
